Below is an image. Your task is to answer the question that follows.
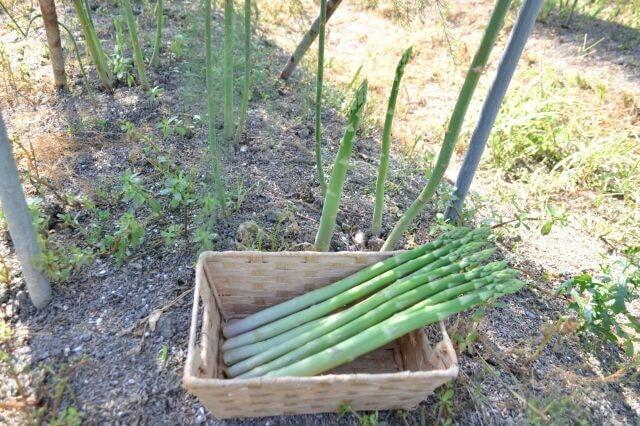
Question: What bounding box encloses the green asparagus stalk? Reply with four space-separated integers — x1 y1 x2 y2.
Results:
372 47 412 236
381 0 511 251
224 226 471 338
204 0 226 211
233 0 251 145
229 260 507 377
150 0 163 68
314 0 328 194
314 80 368 252
223 0 234 142
223 237 490 350
72 0 113 90
120 0 149 88
266 280 524 377
223 230 486 362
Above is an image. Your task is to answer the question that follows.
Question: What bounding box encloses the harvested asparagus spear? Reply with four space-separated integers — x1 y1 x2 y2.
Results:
231 255 505 378
223 226 471 338
265 280 524 377
223 235 488 350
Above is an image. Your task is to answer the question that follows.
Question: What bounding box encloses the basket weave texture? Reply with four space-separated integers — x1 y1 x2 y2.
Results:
183 251 459 419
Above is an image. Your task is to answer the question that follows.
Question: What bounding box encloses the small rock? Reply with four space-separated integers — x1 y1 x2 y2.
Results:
194 407 206 424
80 333 91 343
354 230 366 248
157 315 176 338
36 351 50 362
296 127 310 138
264 208 280 224
367 236 384 251
15 290 28 308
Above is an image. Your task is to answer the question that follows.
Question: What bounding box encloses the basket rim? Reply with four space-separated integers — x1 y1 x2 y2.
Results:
184 250 460 388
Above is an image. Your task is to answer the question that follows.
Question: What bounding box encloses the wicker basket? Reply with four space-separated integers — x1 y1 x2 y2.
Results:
183 251 459 419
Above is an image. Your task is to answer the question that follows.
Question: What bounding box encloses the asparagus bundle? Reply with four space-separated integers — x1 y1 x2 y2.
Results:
265 280 523 377
223 226 471 338
230 261 511 378
223 231 488 350
221 226 524 378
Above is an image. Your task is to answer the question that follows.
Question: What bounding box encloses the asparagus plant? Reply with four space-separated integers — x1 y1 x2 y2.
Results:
223 226 470 338
223 231 489 350
279 0 344 80
228 257 505 378
223 0 234 142
150 0 163 68
314 80 368 252
314 0 328 194
72 0 113 90
381 0 511 251
234 0 251 144
265 280 524 377
204 0 226 210
119 0 149 88
372 47 412 235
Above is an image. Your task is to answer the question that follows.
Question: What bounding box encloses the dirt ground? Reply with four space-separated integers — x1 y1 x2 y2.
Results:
1 0 639 424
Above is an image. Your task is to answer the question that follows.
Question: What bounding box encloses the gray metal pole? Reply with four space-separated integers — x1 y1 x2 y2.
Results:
445 0 543 221
0 111 51 308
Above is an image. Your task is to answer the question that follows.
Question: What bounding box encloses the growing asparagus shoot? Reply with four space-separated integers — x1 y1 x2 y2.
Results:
223 0 234 142
119 0 149 88
150 0 163 68
314 80 368 252
315 0 328 194
372 46 412 235
381 0 511 251
204 0 226 211
72 0 113 90
234 0 252 145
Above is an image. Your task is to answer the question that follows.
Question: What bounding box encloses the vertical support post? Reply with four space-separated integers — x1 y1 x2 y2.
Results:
445 0 543 221
0 112 51 309
38 0 67 88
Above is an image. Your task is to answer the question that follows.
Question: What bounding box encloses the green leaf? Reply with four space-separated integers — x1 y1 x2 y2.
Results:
612 280 628 314
540 221 553 235
624 339 634 357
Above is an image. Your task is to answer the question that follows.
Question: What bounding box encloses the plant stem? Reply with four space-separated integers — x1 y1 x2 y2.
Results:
120 0 149 88
266 281 523 377
223 0 234 142
279 0 344 80
315 0 328 194
150 0 163 68
72 0 113 91
314 80 368 252
381 0 511 251
223 226 471 339
372 47 412 235
204 0 226 211
0 0 27 37
233 0 251 145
